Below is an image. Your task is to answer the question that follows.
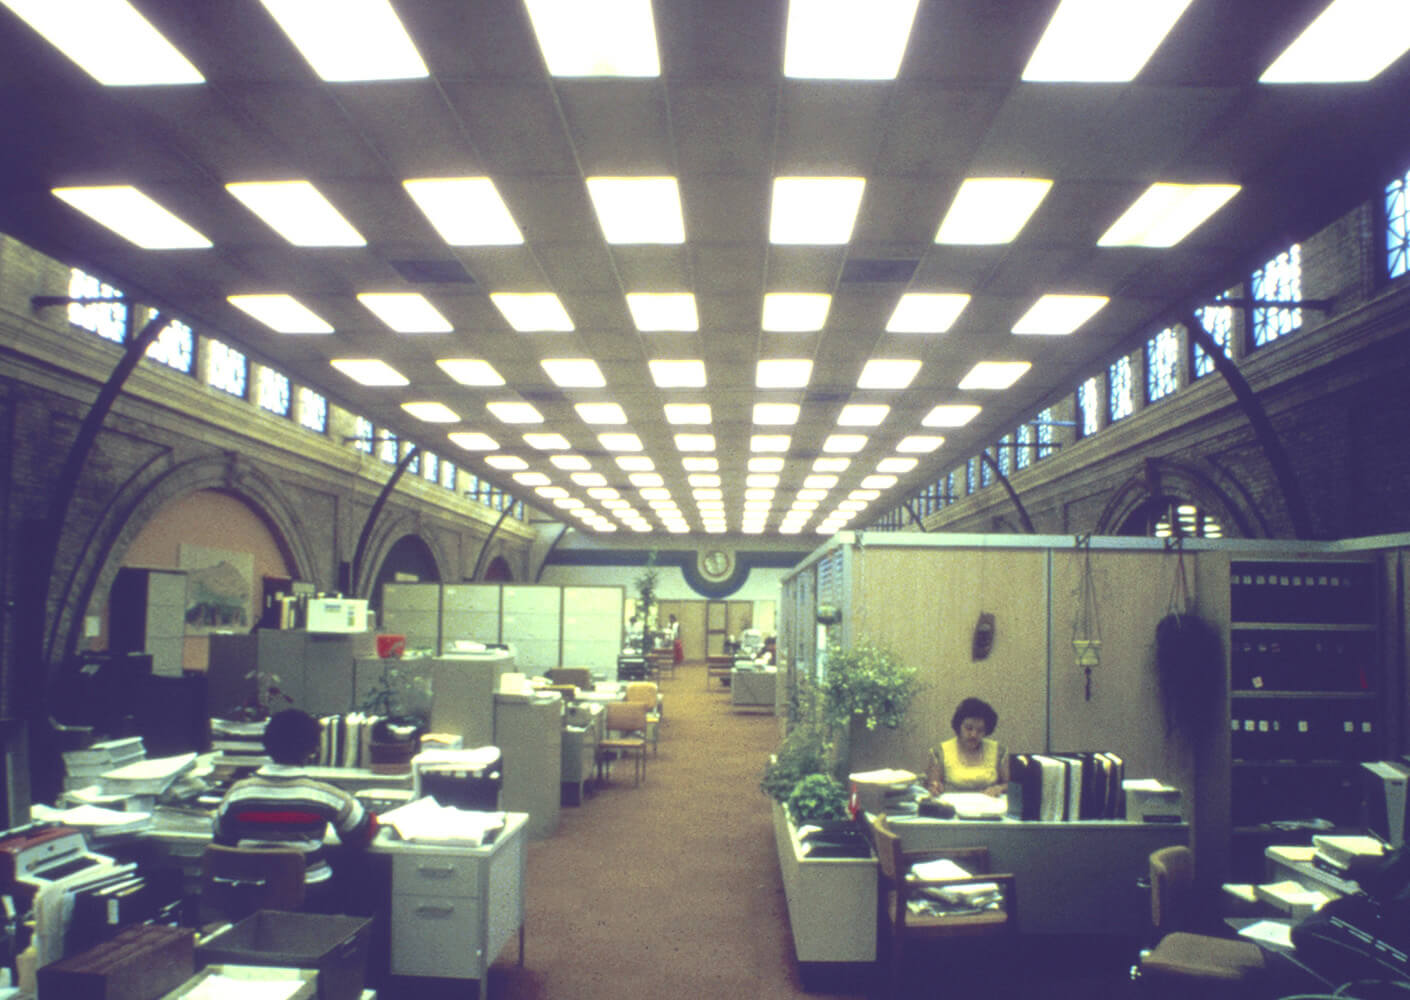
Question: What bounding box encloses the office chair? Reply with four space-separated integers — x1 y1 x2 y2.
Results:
1135 845 1265 997
623 681 661 753
199 844 306 926
869 815 1017 998
547 667 592 690
598 701 649 786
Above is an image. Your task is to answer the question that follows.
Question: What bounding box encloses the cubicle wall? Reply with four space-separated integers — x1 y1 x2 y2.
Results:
381 583 624 674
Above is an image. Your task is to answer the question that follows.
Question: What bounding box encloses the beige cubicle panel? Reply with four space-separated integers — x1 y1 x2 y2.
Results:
843 545 1049 777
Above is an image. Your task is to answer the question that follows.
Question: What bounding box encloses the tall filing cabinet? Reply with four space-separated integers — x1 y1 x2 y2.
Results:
207 631 373 718
441 585 502 651
109 568 188 677
1229 559 1381 832
493 695 562 838
379 583 441 653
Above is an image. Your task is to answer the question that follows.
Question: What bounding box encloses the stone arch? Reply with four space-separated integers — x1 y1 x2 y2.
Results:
483 555 514 582
48 450 320 668
353 510 453 599
1094 457 1268 539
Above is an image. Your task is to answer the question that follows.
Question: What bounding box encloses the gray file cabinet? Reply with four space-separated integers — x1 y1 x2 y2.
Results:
493 695 562 838
109 567 188 678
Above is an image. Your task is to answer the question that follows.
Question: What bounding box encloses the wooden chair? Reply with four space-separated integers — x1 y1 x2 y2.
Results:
1136 845 1265 997
869 815 1017 997
547 667 592 689
623 681 661 753
200 844 306 925
598 700 649 786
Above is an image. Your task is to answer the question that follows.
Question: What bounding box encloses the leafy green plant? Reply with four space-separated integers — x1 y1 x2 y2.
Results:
819 637 920 732
359 658 432 732
786 773 850 824
761 723 834 802
632 551 660 637
231 669 294 721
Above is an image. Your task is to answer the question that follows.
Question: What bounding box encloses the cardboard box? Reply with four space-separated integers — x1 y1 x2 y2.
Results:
196 911 371 1000
37 924 194 1000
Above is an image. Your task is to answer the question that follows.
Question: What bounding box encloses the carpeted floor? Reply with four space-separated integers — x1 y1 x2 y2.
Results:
379 662 1144 1000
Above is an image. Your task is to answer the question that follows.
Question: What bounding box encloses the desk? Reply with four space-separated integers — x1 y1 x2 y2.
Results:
372 813 527 1000
884 814 1188 935
729 667 776 711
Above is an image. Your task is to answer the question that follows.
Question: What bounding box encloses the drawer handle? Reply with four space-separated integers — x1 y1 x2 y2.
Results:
415 864 457 878
414 904 456 918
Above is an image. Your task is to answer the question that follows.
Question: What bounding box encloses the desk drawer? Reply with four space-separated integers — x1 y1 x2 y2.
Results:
391 853 480 898
389 894 481 978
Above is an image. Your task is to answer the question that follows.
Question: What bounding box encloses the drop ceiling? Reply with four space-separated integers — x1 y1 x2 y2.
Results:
1 0 1408 537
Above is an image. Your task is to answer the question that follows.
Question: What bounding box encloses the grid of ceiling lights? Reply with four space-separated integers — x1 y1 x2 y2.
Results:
17 0 1407 533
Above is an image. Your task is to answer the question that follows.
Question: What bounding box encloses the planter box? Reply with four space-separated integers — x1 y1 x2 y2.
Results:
772 801 876 963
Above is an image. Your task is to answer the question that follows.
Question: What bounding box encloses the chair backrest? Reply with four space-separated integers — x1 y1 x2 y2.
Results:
605 700 648 735
871 814 903 882
1150 844 1195 931
870 815 993 883
624 682 657 709
200 844 306 923
548 667 592 689
544 683 578 700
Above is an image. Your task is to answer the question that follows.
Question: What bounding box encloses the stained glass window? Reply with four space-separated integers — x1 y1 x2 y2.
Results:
1252 244 1302 347
422 451 439 482
379 432 399 465
205 340 247 398
297 387 327 433
945 471 956 502
352 416 373 453
1387 170 1410 279
1108 357 1134 422
1037 408 1055 459
1145 326 1179 403
997 435 1012 476
440 460 457 491
1015 423 1033 470
1078 377 1100 437
965 457 976 494
144 314 194 373
68 269 126 343
980 450 994 488
256 367 291 417
1194 304 1233 378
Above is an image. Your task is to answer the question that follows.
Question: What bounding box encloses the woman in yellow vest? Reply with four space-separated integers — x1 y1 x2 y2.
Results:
926 697 1009 797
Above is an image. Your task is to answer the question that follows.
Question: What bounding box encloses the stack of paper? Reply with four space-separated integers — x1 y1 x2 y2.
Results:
30 802 152 838
379 797 506 846
62 736 145 790
98 752 197 797
939 792 1008 819
1254 879 1330 919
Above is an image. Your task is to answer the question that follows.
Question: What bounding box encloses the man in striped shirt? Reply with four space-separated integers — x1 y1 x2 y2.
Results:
213 709 377 911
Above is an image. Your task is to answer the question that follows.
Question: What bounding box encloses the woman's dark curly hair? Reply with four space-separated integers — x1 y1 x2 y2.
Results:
950 697 998 736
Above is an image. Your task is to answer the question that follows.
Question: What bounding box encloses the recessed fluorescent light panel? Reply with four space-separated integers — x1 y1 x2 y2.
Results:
783 0 919 79
896 435 944 452
762 293 832 332
3 0 204 85
1022 0 1192 82
886 293 971 333
357 293 452 333
258 0 427 81
837 404 889 426
228 294 333 334
575 402 628 424
600 433 644 452
330 358 408 386
484 455 527 470
751 435 791 453
437 359 505 386
1012 294 1109 335
524 0 659 76
923 404 981 427
487 401 544 424
616 456 654 471
858 359 921 389
401 402 461 423
684 457 719 472
750 457 785 473
753 403 801 426
649 359 707 388
756 359 813 389
541 358 606 388
524 433 571 450
403 178 523 245
1262 0 1410 83
877 457 918 474
585 177 684 244
959 361 1032 390
52 186 211 249
550 454 592 471
626 293 699 331
449 432 499 451
823 434 868 454
226 181 365 247
1098 183 1240 247
936 178 1053 245
674 434 716 452
665 404 712 425
490 293 574 332
769 177 866 244
513 471 552 487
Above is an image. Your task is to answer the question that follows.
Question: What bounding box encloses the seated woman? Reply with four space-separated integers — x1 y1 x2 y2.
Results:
926 696 1009 797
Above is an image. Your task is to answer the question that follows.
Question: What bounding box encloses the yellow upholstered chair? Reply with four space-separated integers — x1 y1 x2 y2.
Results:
1136 845 1265 997
870 815 1017 998
200 844 306 925
598 700 649 786
623 681 661 753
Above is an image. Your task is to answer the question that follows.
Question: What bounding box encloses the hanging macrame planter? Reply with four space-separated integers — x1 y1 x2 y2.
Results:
1072 537 1102 700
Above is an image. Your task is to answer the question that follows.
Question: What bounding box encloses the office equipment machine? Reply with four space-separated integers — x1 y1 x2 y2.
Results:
412 747 503 811
1363 760 1409 848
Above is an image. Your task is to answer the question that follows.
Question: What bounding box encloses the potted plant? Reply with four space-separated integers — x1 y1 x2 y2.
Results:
786 772 851 826
632 558 659 645
819 637 920 733
359 659 432 773
761 723 834 803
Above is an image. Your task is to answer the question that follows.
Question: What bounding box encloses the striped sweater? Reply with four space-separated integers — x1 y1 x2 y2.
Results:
213 764 376 883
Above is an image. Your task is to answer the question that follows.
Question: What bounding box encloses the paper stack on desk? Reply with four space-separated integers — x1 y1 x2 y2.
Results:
1255 879 1330 919
379 796 506 846
99 753 197 797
